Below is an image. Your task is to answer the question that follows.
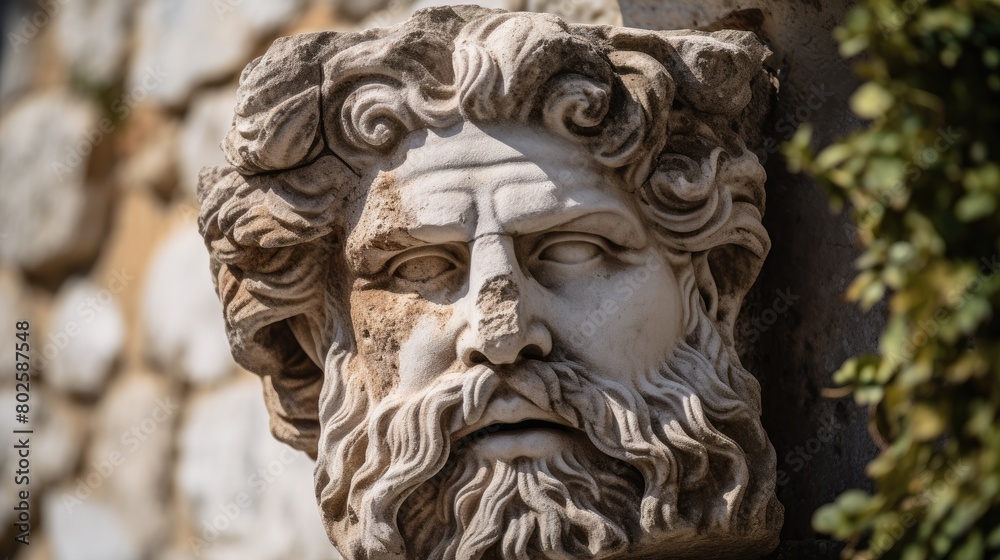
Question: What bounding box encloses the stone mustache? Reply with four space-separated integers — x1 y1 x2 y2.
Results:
197 6 782 559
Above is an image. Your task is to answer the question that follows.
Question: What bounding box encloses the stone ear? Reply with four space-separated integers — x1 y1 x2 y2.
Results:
698 242 770 349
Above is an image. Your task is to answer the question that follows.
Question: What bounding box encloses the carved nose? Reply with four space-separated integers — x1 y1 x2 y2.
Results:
458 236 552 366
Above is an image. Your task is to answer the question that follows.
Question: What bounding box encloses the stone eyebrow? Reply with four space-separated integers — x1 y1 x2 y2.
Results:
506 210 648 249
346 224 472 276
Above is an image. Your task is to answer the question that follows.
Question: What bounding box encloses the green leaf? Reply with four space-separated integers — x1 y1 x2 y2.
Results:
955 192 997 222
851 82 895 119
909 404 946 441
799 1 1000 556
816 142 855 170
951 530 983 560
812 503 845 535
865 157 907 191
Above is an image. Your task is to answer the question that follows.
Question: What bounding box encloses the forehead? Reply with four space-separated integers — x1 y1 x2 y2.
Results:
349 122 643 246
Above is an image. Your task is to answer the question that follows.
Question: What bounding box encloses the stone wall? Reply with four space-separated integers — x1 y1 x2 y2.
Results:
0 1 620 559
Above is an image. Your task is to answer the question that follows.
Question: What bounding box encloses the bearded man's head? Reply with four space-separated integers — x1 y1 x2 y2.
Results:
197 6 783 559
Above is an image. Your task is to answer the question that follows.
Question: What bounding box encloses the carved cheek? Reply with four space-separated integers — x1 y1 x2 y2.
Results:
348 289 456 399
623 258 684 366
395 311 462 393
553 253 682 374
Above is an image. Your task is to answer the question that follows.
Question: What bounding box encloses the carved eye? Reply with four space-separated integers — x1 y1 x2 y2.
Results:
389 249 458 282
536 234 607 265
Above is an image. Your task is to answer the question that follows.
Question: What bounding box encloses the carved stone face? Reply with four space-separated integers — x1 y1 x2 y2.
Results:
345 122 683 400
196 7 783 560
311 121 780 560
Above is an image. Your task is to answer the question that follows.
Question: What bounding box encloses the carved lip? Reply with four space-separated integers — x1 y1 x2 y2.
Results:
450 393 578 448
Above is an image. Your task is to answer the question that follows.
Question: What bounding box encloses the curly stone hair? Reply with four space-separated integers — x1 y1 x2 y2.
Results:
198 5 774 457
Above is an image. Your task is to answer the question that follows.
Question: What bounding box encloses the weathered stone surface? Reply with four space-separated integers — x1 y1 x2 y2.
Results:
617 0 880 548
55 0 135 85
176 380 338 559
178 86 238 200
0 92 110 278
356 0 621 28
143 224 235 385
198 8 781 559
128 0 304 107
358 0 511 28
45 278 126 397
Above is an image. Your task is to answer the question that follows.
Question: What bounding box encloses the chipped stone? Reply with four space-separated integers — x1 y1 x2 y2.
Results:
197 8 780 559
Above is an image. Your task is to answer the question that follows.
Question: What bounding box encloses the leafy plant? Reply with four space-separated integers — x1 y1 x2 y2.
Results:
783 0 1000 558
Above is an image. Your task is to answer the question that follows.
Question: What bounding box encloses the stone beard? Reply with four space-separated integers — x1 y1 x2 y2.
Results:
198 6 783 560
321 276 779 560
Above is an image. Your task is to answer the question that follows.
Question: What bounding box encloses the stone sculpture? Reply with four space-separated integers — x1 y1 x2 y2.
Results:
197 6 782 559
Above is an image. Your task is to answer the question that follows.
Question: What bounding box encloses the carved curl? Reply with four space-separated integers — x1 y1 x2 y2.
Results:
198 6 774 456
